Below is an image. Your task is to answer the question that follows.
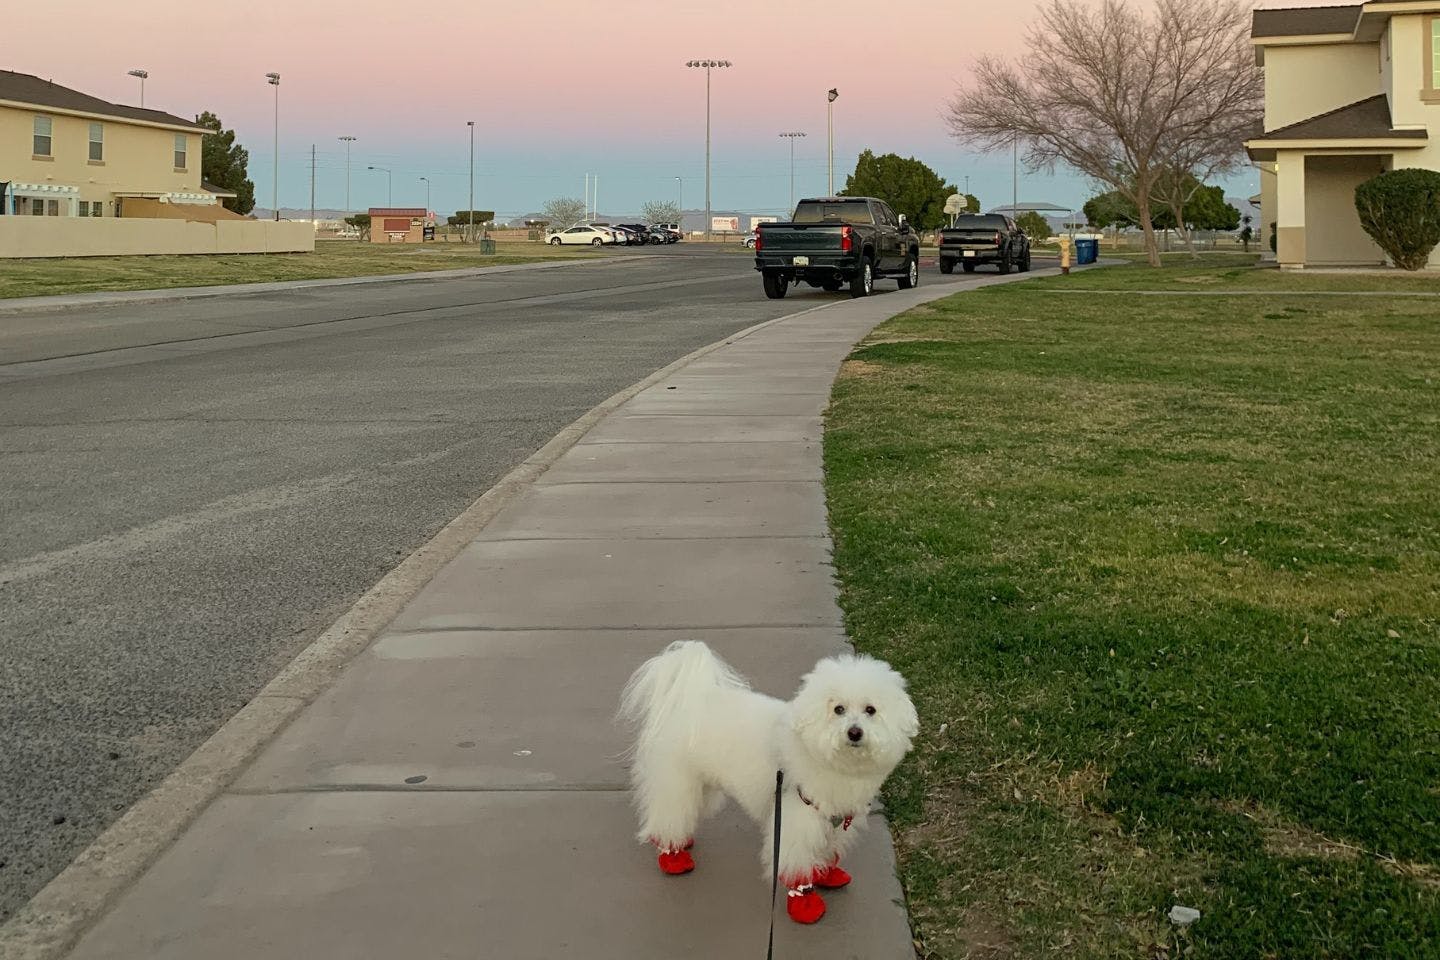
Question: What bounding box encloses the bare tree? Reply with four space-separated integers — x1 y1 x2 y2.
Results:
640 200 682 226
945 0 1261 266
541 197 587 229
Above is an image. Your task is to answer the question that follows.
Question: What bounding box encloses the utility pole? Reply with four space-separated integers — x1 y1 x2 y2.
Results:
827 88 839 194
779 132 806 214
1012 135 1019 219
338 136 356 215
686 59 732 239
584 173 590 220
309 144 316 224
467 120 476 243
266 73 280 220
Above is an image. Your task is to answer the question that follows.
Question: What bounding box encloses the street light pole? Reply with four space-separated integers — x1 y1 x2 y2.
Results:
779 132 806 214
419 177 430 215
265 73 280 220
368 166 392 206
467 120 476 243
127 69 148 108
686 59 731 239
1012 135 1019 219
674 177 682 227
338 136 356 215
827 89 839 195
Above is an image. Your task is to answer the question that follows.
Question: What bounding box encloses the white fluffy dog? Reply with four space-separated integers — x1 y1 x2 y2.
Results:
618 640 917 924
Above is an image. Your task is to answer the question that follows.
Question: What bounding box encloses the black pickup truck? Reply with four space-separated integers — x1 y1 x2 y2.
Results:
939 214 1032 275
753 197 921 299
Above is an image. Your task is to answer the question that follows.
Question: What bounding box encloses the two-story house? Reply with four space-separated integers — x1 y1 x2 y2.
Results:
1 70 234 220
1248 3 1440 269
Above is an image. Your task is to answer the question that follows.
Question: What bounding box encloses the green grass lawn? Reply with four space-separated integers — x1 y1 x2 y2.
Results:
0 239 611 300
825 264 1440 958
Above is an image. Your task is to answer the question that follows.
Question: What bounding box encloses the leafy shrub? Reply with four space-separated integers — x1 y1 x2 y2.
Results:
1354 168 1440 271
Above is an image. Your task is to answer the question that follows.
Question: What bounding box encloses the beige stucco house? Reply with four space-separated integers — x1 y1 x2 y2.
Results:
1248 3 1440 269
1 70 235 220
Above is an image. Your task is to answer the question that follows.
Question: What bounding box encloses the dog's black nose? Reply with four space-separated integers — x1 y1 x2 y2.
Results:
847 726 864 743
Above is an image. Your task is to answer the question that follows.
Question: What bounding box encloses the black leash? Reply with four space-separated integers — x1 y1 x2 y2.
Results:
767 769 784 960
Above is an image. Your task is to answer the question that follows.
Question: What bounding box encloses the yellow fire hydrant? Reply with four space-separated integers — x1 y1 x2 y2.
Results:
1058 234 1073 275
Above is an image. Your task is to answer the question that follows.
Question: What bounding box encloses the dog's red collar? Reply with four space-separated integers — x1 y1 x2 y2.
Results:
796 785 853 831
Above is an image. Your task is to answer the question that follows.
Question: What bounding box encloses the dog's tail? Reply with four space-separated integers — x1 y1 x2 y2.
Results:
618 640 747 755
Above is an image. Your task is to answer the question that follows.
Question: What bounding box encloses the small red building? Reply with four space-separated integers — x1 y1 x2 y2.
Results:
369 207 427 244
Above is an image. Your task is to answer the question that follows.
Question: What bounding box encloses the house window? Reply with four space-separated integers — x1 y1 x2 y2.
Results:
30 199 44 216
79 201 90 216
93 202 102 218
1432 17 1440 89
173 134 187 170
47 200 59 216
33 116 52 156
89 123 104 161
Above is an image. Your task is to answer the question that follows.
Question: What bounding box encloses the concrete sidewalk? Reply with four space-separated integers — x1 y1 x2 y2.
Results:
45 276 1015 960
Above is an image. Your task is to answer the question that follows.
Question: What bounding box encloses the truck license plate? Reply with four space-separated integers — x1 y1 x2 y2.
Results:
792 256 810 266
963 250 976 258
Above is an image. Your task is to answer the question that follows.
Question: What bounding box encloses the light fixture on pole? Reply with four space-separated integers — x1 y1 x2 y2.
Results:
467 120 476 243
265 73 280 220
127 69 148 108
827 88 839 195
779 132 806 214
685 59 732 239
367 166 392 206
419 176 430 215
338 136 356 215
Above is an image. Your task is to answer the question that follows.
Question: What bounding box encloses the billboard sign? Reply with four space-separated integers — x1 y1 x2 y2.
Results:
711 216 741 233
749 216 779 230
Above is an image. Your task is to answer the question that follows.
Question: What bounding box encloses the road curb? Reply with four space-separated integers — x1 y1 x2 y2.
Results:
0 255 656 316
0 290 852 960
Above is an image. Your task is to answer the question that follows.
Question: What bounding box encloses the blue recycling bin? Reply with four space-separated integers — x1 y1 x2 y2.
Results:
1074 238 1098 265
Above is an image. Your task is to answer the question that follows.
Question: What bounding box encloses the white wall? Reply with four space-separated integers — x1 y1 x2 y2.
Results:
1265 43 1382 130
0 217 315 258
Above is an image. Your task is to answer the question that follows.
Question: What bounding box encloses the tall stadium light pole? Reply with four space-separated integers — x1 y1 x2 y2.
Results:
419 176 430 215
779 132 806 213
686 59 731 239
674 177 682 227
467 120 476 242
338 136 356 215
127 69 148 108
827 88 839 194
368 166 391 205
265 73 280 220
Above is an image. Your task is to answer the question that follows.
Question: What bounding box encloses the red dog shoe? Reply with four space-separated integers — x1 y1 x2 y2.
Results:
786 885 826 924
812 859 852 889
657 848 695 875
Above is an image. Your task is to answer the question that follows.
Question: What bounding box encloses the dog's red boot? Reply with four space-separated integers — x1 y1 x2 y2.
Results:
657 848 695 875
812 858 852 890
786 885 826 924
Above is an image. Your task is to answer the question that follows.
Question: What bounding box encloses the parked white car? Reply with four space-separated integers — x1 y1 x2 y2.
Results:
547 224 615 246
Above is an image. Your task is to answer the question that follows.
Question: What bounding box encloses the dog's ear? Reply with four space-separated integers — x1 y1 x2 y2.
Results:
896 692 919 739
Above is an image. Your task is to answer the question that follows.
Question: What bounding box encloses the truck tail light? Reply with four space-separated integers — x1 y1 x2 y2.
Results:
753 228 762 252
841 225 854 253
994 232 1004 245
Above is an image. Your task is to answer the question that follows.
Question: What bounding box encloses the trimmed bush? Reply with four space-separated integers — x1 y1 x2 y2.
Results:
1354 168 1440 271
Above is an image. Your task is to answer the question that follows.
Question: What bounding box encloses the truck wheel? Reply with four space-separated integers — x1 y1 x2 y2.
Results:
1020 249 1032 272
849 257 874 298
962 262 976 273
939 259 955 275
898 255 919 290
998 253 1012 275
762 272 789 299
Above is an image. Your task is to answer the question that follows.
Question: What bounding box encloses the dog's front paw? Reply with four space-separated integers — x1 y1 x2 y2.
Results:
785 885 825 924
657 848 695 875
812 859 852 889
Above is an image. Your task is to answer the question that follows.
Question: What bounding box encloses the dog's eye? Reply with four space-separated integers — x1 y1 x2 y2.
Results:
833 705 846 716
865 705 877 716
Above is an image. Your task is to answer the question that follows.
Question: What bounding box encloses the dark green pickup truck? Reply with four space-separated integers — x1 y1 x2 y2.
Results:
753 197 920 299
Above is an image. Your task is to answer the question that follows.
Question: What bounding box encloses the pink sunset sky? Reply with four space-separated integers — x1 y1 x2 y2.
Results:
10 0 1321 217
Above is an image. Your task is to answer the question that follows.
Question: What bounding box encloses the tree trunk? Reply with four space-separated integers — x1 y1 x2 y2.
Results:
1172 204 1199 258
1137 202 1161 267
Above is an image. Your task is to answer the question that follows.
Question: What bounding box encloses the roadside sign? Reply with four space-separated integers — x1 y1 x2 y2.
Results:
749 216 778 230
711 216 740 233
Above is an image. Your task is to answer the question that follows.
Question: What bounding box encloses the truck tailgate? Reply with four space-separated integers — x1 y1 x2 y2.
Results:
758 224 843 252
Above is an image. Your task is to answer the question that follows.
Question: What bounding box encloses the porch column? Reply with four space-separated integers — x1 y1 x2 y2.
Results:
1276 151 1307 269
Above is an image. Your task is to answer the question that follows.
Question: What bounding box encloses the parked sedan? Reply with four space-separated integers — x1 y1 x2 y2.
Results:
547 224 614 246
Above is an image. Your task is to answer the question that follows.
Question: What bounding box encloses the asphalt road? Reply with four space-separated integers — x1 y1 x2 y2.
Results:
0 246 981 922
